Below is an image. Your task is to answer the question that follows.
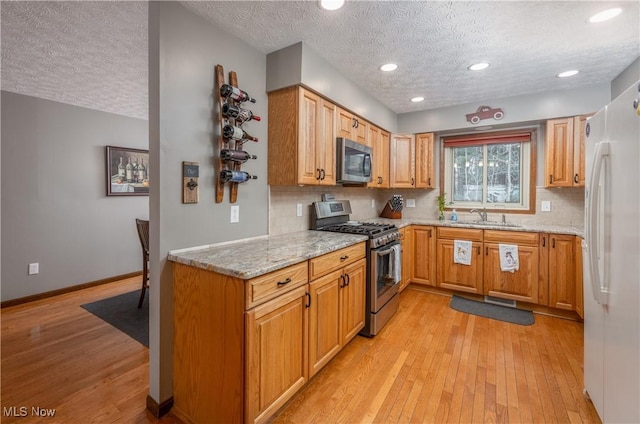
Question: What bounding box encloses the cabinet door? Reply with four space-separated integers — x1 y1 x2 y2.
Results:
400 227 413 291
308 270 341 377
548 234 577 310
245 286 309 424
483 243 539 303
337 107 355 139
545 118 575 187
415 133 435 188
318 99 337 185
437 239 483 294
575 236 584 319
390 134 415 188
573 115 587 187
367 125 390 188
413 226 436 286
297 89 322 185
341 259 366 345
354 118 368 145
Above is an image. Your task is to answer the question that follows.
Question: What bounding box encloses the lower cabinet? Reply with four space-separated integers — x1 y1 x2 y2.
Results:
399 227 413 291
308 258 365 377
436 227 484 294
245 286 309 423
575 236 584 319
173 242 366 424
412 225 436 287
483 230 539 303
546 233 577 311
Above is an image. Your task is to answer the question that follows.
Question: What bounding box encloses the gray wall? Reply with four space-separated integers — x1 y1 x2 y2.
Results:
148 1 269 404
611 56 640 99
1 91 148 301
398 83 611 134
267 42 398 132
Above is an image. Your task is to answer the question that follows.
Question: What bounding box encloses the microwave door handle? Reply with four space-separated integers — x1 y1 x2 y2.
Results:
363 154 372 177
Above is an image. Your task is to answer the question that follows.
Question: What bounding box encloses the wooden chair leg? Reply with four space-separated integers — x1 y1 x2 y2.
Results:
138 259 148 308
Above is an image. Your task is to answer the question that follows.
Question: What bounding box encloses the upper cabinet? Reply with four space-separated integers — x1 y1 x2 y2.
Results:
268 87 336 186
545 116 588 187
390 132 435 188
337 107 368 145
367 125 390 188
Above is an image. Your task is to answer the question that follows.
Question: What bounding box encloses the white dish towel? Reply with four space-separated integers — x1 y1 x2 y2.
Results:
453 240 472 266
499 243 519 272
388 243 402 284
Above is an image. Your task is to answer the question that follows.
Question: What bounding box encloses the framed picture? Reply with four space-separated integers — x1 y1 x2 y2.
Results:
105 146 149 196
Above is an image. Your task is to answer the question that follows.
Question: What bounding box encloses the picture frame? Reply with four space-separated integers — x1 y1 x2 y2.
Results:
105 146 149 196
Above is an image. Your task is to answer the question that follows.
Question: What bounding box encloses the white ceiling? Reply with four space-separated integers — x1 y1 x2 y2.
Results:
2 1 639 120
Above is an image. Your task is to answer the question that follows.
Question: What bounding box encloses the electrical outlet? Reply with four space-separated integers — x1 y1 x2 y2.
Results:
371 199 376 208
406 199 416 208
296 203 303 217
230 205 240 223
28 263 39 275
541 201 551 212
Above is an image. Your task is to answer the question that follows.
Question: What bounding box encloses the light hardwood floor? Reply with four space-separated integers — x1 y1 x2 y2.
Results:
2 279 600 423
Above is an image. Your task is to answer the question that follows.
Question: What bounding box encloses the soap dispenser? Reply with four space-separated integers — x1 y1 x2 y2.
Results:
451 209 458 221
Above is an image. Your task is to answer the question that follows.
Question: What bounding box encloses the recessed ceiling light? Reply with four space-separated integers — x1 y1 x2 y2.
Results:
318 0 345 11
557 70 579 78
379 63 398 72
468 62 490 71
411 97 425 103
589 8 622 23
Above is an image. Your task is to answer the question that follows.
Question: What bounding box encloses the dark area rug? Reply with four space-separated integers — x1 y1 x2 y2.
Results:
450 295 534 326
81 290 148 347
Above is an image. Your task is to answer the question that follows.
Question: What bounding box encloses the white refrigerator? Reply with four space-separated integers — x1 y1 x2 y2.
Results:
583 80 640 423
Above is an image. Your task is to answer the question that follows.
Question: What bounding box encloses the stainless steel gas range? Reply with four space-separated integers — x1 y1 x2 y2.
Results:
311 200 401 337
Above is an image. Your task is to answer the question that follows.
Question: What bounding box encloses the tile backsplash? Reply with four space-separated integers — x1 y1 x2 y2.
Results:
269 186 585 235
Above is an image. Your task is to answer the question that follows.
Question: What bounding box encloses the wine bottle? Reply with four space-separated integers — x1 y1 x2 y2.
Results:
138 158 147 181
125 158 134 183
133 157 140 183
220 170 258 183
223 124 258 142
117 157 125 178
220 84 256 103
222 103 261 123
221 149 257 163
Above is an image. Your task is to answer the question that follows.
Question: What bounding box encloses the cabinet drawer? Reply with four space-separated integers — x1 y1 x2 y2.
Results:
245 261 309 310
484 230 538 245
437 227 483 242
309 243 366 280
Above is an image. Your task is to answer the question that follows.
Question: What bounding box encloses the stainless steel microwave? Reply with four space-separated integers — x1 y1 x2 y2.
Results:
336 137 372 184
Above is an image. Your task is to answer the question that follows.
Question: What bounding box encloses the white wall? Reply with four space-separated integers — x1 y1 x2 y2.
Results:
611 56 640 99
1 91 148 301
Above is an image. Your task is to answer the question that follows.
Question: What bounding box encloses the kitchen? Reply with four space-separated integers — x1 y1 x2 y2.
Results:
1 1 639 423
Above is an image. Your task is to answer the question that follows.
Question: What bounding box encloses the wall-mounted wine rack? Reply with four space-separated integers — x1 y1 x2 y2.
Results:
215 64 259 203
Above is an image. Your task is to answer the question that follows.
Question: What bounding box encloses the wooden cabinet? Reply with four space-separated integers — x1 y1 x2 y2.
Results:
399 227 413 292
268 86 336 186
545 116 587 187
436 227 484 294
390 133 415 188
367 125 390 188
547 234 577 311
415 132 435 188
337 107 367 145
575 236 584 319
246 286 309 423
308 250 365 377
412 225 436 287
483 230 540 303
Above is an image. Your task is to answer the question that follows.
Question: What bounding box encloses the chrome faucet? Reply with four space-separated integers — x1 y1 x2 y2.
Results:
470 208 488 221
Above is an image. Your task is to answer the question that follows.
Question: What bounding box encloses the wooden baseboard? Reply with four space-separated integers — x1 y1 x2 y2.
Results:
1 271 142 308
146 395 173 418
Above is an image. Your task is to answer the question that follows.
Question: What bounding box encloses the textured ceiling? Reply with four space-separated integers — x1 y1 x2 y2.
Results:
2 1 639 120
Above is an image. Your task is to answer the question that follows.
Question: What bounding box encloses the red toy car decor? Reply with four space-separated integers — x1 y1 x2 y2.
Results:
466 106 504 124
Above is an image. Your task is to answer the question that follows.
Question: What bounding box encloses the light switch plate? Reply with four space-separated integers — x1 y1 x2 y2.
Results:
541 200 551 212
28 263 39 275
406 199 416 208
296 204 303 217
230 205 240 223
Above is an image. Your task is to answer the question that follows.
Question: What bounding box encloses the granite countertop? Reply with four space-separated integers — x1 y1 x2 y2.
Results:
370 217 584 237
168 231 368 279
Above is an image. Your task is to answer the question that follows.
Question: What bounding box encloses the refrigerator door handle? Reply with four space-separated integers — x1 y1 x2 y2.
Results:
586 141 610 305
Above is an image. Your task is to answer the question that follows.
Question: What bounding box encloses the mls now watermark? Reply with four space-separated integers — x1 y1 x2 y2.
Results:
3 406 56 417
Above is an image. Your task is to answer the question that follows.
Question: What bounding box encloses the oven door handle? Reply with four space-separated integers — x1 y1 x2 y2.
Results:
375 247 395 257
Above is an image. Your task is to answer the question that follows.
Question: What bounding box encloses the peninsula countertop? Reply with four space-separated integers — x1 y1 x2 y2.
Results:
168 231 368 279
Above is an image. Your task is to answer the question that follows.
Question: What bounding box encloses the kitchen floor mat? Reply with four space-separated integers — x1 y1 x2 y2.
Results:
450 295 534 326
